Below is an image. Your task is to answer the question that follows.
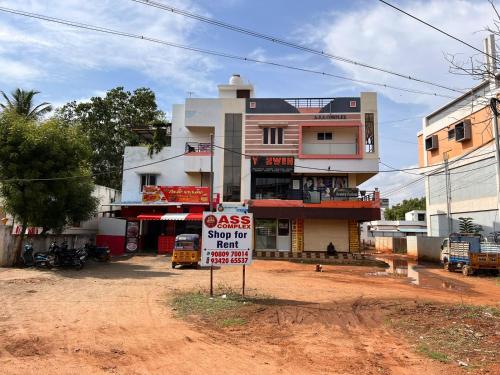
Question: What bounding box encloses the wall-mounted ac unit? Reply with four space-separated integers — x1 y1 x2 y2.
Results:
455 119 471 142
425 134 438 151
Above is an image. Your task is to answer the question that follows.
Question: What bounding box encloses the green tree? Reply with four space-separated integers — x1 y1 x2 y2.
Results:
1 89 52 119
0 112 98 264
384 197 426 220
458 217 483 234
57 87 169 189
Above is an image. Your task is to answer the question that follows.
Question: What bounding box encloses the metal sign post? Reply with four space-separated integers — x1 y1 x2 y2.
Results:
242 265 246 297
209 133 214 297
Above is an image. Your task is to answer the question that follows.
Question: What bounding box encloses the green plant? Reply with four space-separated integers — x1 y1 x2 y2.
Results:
418 344 449 362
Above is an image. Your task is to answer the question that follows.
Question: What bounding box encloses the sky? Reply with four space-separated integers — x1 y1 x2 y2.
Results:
0 0 496 204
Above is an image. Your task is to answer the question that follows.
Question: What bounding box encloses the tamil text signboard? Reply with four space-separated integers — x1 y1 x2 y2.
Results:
142 186 210 204
202 212 253 266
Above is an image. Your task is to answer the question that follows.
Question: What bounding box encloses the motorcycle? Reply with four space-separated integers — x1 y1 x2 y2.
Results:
22 243 55 268
51 241 87 270
84 243 111 262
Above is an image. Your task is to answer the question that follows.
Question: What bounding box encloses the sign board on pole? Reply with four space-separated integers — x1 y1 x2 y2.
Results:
202 212 253 266
381 198 390 209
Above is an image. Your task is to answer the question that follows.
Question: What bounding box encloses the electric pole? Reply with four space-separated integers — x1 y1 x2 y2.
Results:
444 152 452 233
489 98 500 230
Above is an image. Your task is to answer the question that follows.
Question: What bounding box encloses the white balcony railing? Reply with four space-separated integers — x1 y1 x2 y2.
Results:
301 142 357 155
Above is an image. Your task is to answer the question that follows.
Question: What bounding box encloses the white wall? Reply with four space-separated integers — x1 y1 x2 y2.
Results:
407 236 445 261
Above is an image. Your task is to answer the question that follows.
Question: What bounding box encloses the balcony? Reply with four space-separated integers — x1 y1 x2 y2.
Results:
184 142 211 172
185 142 211 154
248 189 380 221
299 125 362 159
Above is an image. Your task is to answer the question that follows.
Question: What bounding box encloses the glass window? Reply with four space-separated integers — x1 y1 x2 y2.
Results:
223 113 242 202
255 219 277 249
448 128 455 140
252 174 291 199
278 219 289 236
262 128 284 145
317 132 332 141
140 174 157 191
365 113 375 153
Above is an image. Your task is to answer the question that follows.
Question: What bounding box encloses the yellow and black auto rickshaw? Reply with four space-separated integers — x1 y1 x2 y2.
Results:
172 234 200 269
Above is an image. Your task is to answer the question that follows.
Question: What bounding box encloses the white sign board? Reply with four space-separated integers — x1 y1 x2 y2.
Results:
202 212 253 266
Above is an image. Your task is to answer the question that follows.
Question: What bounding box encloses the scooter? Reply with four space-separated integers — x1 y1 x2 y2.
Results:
22 243 55 268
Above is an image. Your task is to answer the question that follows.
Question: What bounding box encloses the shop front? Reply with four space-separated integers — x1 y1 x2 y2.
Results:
121 186 219 254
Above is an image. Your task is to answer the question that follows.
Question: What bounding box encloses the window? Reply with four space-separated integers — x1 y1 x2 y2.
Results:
140 174 157 191
447 128 455 140
425 134 438 151
365 113 375 153
252 174 291 199
317 132 332 141
417 213 426 221
263 127 284 144
223 113 242 202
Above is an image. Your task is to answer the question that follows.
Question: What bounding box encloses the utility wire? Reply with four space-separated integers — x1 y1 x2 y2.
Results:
378 0 500 64
0 6 457 99
131 0 465 94
0 151 189 183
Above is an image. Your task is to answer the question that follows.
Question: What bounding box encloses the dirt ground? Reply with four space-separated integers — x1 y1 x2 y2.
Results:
0 256 499 375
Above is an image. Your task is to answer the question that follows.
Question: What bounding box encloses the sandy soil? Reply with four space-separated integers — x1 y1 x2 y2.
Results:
0 256 498 375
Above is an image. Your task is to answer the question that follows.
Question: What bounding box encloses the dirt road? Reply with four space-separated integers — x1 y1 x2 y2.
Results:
0 256 498 375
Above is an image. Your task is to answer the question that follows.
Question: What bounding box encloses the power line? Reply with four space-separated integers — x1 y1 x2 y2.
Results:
378 0 500 65
131 0 465 94
0 6 456 99
0 151 189 183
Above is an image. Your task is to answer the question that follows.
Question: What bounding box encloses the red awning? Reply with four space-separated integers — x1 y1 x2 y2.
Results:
136 213 203 221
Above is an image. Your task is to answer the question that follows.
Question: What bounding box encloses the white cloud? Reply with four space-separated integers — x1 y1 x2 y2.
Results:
304 0 495 107
0 0 216 93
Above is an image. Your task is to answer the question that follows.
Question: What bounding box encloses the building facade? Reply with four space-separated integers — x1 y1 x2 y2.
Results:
118 75 381 254
418 36 500 237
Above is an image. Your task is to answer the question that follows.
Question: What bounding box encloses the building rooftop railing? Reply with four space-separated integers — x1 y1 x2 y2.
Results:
185 142 211 153
283 98 335 108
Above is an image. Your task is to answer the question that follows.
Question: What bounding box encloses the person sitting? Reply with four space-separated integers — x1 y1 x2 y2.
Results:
326 242 337 256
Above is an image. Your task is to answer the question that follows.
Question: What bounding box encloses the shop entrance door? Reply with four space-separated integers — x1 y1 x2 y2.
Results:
277 219 291 251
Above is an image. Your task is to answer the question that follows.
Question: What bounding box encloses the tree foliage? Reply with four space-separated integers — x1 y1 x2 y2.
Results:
384 197 426 220
1 89 52 119
0 112 98 263
458 217 483 234
57 87 169 189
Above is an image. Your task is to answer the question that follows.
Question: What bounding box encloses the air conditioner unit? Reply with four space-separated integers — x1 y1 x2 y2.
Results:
455 119 471 142
425 134 438 151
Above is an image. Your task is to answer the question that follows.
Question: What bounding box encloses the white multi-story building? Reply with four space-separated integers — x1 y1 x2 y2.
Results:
118 74 381 255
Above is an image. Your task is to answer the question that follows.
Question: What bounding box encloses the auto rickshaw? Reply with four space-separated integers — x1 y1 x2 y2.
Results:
172 234 200 269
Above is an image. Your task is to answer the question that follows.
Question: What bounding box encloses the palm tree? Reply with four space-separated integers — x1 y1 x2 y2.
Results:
0 89 52 119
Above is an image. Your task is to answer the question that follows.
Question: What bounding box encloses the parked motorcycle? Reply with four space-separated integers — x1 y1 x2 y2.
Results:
51 241 87 270
22 243 55 268
84 243 111 262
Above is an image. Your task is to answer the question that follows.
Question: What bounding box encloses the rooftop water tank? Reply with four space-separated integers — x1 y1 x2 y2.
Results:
229 74 244 85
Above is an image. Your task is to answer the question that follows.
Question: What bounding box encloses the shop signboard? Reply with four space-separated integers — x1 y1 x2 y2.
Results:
381 198 390 209
142 186 210 204
125 221 139 252
201 212 253 266
251 156 294 173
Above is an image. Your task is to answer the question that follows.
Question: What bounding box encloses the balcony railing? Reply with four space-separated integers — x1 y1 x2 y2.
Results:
301 142 358 155
185 142 211 153
302 188 377 203
252 189 378 203
284 97 335 109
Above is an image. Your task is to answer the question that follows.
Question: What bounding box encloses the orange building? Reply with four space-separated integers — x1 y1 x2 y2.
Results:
418 36 500 236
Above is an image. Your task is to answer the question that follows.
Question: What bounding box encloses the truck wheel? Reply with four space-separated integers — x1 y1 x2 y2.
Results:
172 263 176 269
462 266 473 276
